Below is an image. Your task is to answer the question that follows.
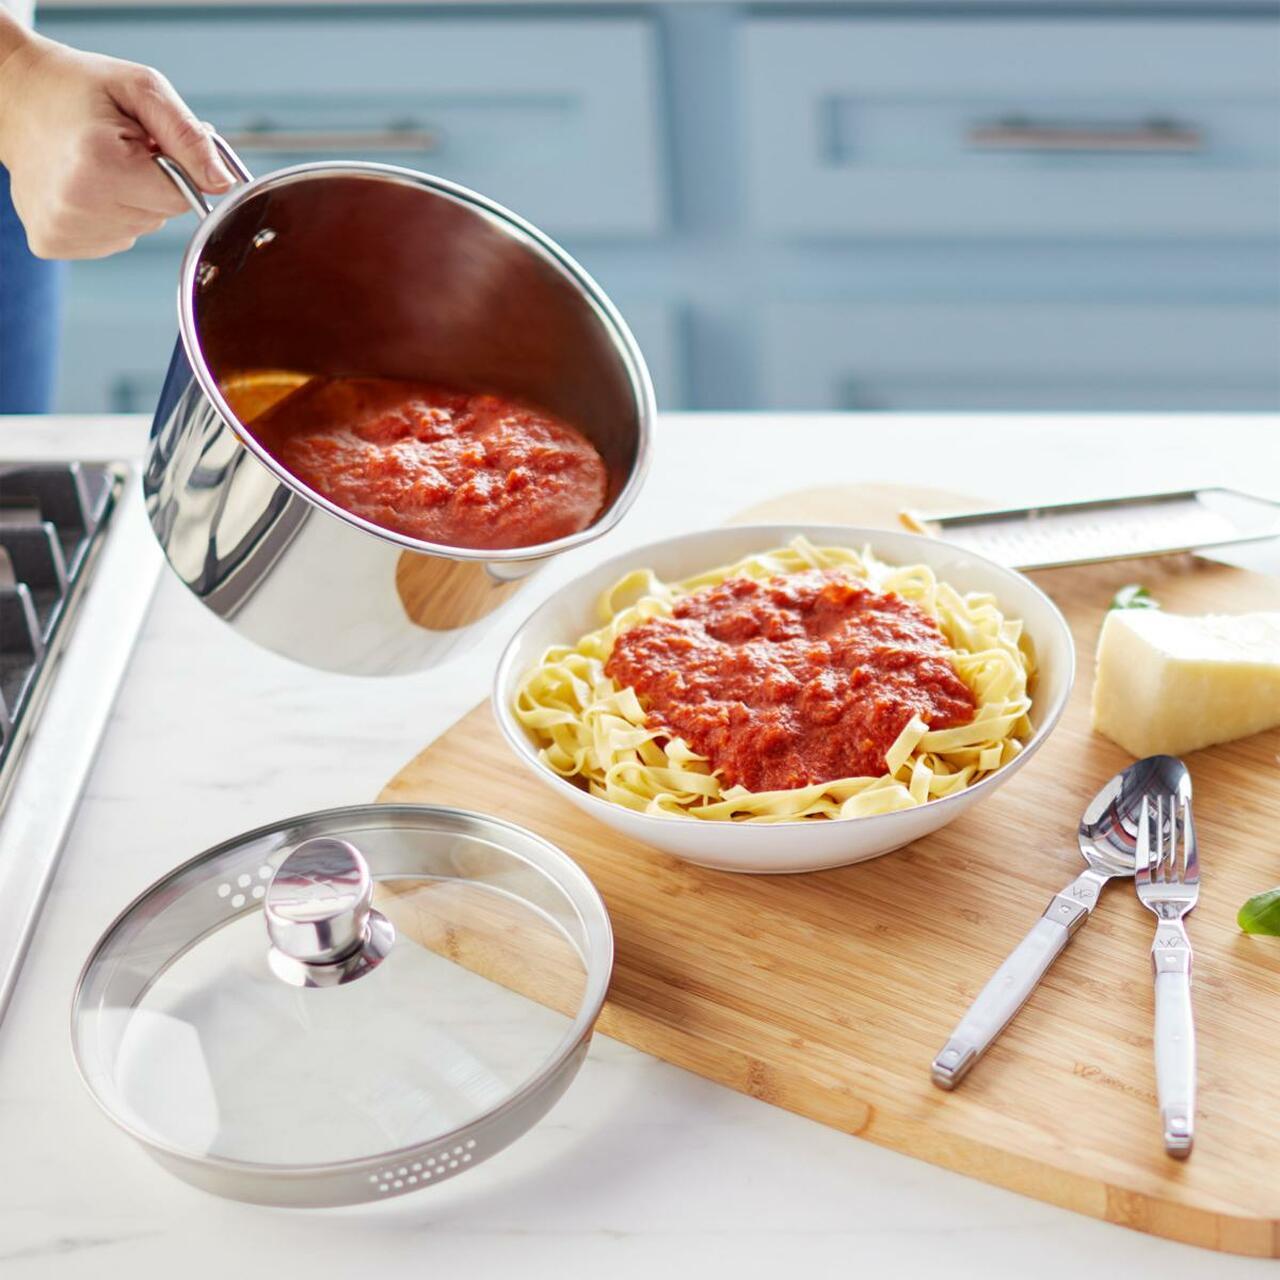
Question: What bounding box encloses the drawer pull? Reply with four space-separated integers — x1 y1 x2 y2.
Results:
967 118 1202 154
219 124 439 154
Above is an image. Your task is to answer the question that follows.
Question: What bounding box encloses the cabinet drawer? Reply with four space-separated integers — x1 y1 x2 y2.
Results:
743 19 1280 239
55 255 180 414
38 13 664 239
756 303 1280 412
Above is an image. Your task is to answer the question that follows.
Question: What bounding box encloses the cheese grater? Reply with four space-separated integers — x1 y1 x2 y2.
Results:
900 488 1280 571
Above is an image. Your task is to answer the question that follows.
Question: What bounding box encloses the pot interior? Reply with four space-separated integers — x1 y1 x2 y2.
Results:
184 167 647 507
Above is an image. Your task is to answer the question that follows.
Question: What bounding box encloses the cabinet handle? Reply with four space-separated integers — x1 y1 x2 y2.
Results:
219 125 439 154
967 118 1202 154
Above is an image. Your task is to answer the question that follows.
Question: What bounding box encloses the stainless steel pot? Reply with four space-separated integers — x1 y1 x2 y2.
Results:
145 139 653 675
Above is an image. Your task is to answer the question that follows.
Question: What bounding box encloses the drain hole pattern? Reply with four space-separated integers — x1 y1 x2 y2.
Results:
215 864 275 911
371 1141 477 1193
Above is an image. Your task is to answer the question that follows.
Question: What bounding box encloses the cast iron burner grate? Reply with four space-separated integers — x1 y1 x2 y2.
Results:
0 463 121 805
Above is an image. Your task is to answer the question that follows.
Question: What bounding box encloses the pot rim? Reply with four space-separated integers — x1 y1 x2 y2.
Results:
173 159 655 564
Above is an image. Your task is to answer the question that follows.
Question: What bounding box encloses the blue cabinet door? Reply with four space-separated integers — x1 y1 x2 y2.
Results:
743 18 1280 239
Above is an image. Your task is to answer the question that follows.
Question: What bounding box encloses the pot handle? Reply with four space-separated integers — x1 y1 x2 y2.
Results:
153 132 253 219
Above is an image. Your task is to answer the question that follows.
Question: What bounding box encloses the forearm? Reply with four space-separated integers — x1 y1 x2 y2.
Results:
0 11 36 72
0 14 47 157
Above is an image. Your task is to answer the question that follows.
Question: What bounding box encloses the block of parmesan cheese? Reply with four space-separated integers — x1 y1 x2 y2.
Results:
1092 608 1280 758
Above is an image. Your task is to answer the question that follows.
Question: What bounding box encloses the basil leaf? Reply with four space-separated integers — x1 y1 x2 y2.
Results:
1238 888 1280 935
1110 583 1160 612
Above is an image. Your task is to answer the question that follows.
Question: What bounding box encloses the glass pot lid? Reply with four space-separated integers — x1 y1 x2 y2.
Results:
71 804 613 1209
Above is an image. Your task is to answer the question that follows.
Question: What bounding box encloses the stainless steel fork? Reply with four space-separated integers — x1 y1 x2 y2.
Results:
1136 762 1200 1159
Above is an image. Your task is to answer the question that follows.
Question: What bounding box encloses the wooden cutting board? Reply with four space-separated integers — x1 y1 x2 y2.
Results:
379 485 1280 1257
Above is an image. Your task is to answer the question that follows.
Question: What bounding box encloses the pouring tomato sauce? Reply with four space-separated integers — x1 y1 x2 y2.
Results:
605 568 977 792
244 376 608 551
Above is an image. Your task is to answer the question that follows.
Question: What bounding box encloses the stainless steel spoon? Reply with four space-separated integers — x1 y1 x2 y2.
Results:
931 757 1164 1089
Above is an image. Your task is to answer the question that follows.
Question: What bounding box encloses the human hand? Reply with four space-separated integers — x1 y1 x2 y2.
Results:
0 25 235 258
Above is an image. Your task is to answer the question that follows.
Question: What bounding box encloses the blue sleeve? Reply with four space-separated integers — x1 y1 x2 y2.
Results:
0 164 65 413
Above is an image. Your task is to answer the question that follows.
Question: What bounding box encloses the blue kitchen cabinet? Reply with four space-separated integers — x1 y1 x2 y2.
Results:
758 303 1280 412
56 256 177 414
743 19 1280 239
741 14 1280 410
38 5 1280 416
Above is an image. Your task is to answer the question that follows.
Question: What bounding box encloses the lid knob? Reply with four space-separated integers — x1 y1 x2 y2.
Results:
265 838 394 985
266 837 372 963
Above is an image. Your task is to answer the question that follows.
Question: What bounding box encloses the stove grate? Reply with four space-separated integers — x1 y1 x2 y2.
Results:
0 463 119 798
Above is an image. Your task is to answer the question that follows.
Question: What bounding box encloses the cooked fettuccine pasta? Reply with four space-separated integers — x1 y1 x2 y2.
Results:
514 538 1034 822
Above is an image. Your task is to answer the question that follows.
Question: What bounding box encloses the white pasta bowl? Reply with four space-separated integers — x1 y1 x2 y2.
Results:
493 524 1074 874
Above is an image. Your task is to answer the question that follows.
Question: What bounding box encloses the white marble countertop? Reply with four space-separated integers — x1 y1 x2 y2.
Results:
3 412 1279 1279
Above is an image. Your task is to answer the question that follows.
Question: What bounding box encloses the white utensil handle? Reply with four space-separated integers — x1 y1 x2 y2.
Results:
932 872 1101 1089
1152 921 1195 1158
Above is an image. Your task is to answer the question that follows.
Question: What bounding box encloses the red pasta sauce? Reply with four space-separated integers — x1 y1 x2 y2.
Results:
604 568 977 792
246 377 608 551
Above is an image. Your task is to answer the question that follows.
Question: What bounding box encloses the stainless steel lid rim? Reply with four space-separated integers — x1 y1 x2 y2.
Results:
174 160 655 566
145 1044 589 1209
74 802 612 983
71 803 614 1205
73 801 613 1025
100 1029 588 1185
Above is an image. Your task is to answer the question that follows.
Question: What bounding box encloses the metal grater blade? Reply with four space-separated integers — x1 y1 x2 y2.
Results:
902 488 1280 571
